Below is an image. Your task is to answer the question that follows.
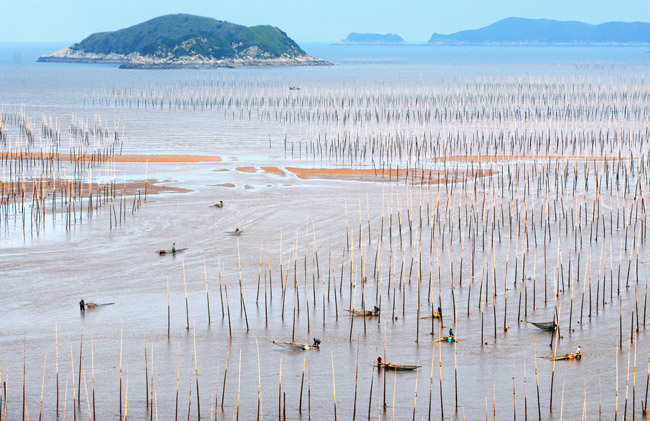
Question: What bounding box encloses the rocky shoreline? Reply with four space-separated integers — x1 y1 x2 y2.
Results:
38 47 331 69
120 56 331 69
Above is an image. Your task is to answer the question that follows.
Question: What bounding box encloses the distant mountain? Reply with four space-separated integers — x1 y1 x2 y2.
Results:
429 17 650 45
38 14 329 69
338 33 405 44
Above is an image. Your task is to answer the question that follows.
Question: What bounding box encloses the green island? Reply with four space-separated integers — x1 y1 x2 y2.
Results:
38 14 330 69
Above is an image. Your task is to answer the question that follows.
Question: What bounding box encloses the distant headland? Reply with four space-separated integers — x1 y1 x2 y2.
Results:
37 14 330 69
336 33 405 45
428 17 650 45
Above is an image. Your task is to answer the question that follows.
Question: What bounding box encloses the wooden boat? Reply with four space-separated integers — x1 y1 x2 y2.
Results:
157 248 188 255
529 321 557 331
377 357 419 371
345 307 380 317
433 335 457 343
543 352 582 361
229 230 243 236
86 302 115 309
273 339 320 351
418 312 441 319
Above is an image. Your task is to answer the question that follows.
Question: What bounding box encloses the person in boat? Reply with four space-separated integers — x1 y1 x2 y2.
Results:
437 306 442 317
79 299 85 311
377 356 386 367
299 338 321 350
216 201 224 208
235 228 239 233
373 305 380 314
576 345 582 356
447 328 455 341
172 242 176 253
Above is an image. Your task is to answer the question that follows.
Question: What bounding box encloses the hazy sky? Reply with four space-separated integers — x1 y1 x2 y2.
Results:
2 0 650 43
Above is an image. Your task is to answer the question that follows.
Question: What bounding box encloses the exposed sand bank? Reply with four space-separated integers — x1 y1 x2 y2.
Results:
0 178 190 206
261 167 285 175
285 167 497 184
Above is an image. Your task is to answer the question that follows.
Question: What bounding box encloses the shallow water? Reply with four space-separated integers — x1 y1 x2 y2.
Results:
1 44 649 419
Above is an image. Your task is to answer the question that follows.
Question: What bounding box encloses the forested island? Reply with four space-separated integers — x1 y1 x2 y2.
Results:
38 14 330 69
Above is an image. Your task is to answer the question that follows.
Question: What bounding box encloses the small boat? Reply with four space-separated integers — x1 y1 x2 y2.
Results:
289 86 301 91
157 248 188 255
543 352 582 361
377 357 419 371
211 202 224 208
418 312 441 319
86 302 115 309
345 306 380 317
433 335 457 343
273 338 321 351
529 321 557 331
229 229 243 236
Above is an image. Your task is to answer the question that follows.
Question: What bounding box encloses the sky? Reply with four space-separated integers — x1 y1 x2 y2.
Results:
2 0 650 43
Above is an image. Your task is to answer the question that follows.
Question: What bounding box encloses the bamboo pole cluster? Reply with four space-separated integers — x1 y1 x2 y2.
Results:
0 108 146 237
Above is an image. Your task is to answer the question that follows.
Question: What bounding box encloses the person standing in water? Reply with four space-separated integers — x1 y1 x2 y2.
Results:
79 299 85 311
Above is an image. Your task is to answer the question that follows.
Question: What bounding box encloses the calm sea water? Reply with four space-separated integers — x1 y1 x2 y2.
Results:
1 42 649 419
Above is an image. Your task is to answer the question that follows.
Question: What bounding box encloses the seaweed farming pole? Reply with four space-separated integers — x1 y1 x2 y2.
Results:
71 347 77 421
624 333 632 420
256 241 264 306
352 344 359 420
633 331 638 419
331 352 338 421
277 357 282 420
56 325 59 417
412 359 420 420
299 355 306 415
221 340 231 411
641 344 650 416
204 256 211 326
428 333 436 421
256 340 263 420
224 286 232 338
533 335 541 420
37 350 46 421
236 350 241 421
237 240 250 331
549 304 561 412
523 351 528 420
439 326 444 420
194 322 201 420
183 262 190 331
218 256 225 318
368 359 375 419
91 335 96 421
22 347 25 421
454 340 459 412
119 328 123 421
